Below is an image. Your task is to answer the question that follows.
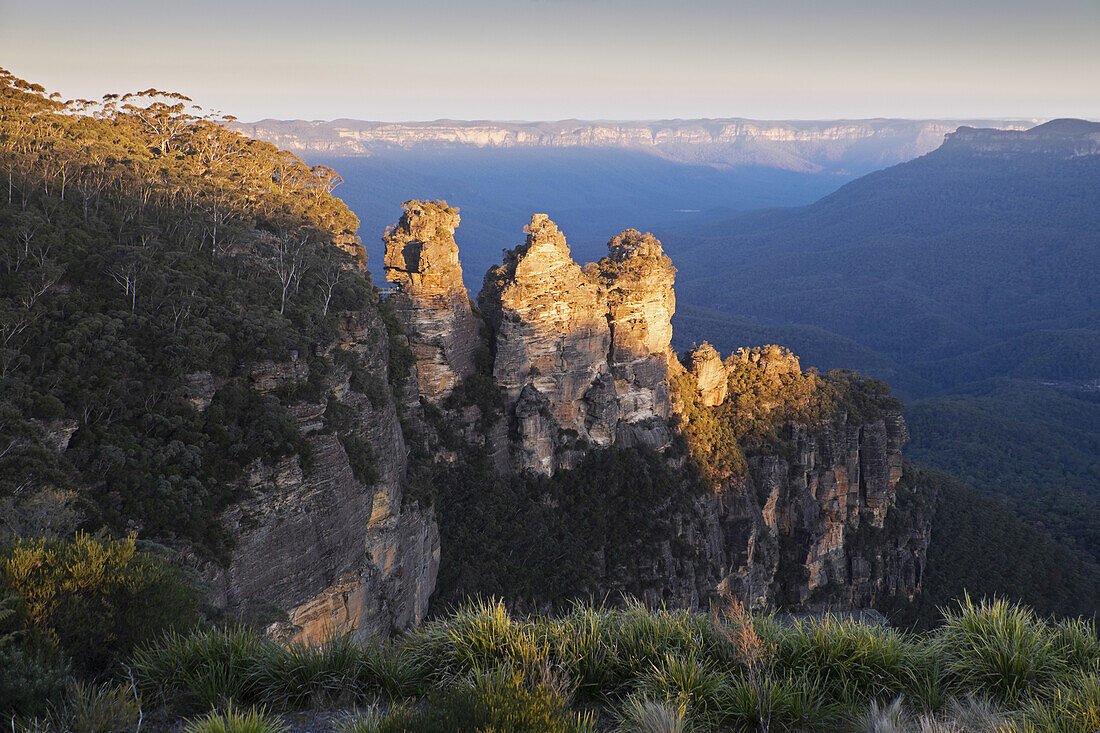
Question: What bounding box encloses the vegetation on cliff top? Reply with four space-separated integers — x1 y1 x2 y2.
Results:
0 68 373 557
674 344 898 487
8 596 1095 731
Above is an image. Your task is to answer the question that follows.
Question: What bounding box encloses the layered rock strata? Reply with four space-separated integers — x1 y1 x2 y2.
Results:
476 215 680 474
383 200 479 401
208 289 439 643
596 230 679 450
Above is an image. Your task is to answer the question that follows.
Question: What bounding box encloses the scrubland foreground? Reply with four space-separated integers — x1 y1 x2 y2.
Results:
4 594 1098 733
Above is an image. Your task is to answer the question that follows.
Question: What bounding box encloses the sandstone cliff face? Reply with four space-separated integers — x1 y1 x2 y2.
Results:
383 201 479 401
235 118 1035 174
475 216 680 474
712 409 924 612
206 290 440 643
597 230 679 451
478 215 611 473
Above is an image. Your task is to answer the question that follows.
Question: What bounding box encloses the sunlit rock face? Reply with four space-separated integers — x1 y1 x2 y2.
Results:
383 200 479 401
479 215 612 473
207 297 440 644
476 218 681 473
597 229 679 450
685 342 728 407
660 347 927 615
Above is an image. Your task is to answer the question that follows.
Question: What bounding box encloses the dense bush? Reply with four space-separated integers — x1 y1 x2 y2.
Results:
122 597 1100 730
431 447 701 609
0 68 372 558
1 533 199 676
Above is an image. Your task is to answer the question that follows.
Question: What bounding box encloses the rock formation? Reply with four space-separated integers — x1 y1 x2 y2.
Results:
217 199 932 638
475 215 680 474
208 286 439 644
596 229 679 450
383 200 480 401
685 342 727 407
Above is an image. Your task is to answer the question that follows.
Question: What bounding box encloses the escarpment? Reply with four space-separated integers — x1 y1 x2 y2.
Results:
208 264 440 643
384 202 932 616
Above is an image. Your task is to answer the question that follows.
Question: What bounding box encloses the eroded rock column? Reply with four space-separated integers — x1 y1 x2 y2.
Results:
383 200 480 401
478 214 611 473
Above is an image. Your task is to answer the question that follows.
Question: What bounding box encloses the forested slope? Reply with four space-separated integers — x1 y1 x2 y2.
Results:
0 68 371 558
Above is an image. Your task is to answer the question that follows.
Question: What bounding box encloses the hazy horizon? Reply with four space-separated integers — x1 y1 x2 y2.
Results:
2 0 1097 121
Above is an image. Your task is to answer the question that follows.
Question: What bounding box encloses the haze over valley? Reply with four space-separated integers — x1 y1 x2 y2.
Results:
2 0 1098 727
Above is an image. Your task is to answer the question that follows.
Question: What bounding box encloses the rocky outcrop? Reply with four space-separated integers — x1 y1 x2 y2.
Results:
596 230 679 450
596 388 926 615
479 215 613 473
475 216 680 474
361 201 929 624
207 290 439 644
685 343 727 407
383 201 479 401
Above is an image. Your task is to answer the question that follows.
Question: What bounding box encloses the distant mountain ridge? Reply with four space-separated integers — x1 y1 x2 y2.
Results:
234 118 1039 175
943 118 1100 157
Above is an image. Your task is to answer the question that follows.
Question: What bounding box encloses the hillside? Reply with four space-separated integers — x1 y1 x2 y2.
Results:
0 67 440 641
670 120 1100 372
663 120 1100 570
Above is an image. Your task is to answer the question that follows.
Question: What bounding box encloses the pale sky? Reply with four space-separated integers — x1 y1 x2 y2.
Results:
1 0 1097 121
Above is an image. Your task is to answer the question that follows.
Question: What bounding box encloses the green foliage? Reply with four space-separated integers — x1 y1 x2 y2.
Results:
432 447 701 609
413 667 595 733
675 345 847 486
614 695 688 733
339 433 379 486
937 595 1075 706
0 67 370 557
1 533 199 677
57 680 142 733
1022 672 1100 733
376 297 415 396
764 615 939 709
0 642 70 717
130 626 269 709
182 705 289 733
248 635 363 708
906 379 1100 566
902 466 1100 625
123 598 1100 731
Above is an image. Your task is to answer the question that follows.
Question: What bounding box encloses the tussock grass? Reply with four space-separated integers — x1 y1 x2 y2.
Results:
181 704 289 733
937 595 1070 706
763 614 939 709
130 626 269 708
615 694 689 733
120 596 1099 731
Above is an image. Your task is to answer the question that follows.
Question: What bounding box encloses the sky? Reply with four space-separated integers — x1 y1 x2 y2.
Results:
1 0 1098 122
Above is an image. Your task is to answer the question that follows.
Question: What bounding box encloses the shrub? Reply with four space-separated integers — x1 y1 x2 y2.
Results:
636 652 726 725
1023 672 1100 733
764 614 937 708
0 642 70 717
131 627 270 709
420 667 595 733
182 704 289 733
937 596 1069 705
250 634 363 708
717 673 838 731
1 533 199 675
360 641 429 698
60 680 142 733
615 694 689 733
